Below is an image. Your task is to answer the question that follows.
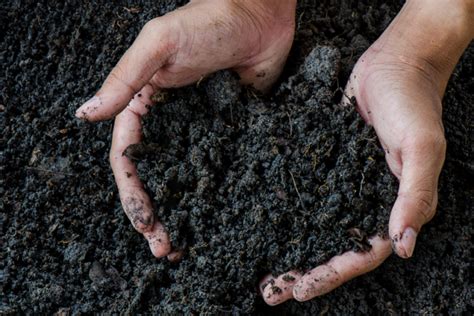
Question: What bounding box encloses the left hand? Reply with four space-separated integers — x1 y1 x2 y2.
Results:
261 0 473 305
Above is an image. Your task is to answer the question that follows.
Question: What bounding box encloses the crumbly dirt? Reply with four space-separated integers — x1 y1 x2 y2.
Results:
126 57 397 312
1 0 473 315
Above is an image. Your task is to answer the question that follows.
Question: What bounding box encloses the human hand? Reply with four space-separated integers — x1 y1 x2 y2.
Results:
75 0 296 258
260 0 473 305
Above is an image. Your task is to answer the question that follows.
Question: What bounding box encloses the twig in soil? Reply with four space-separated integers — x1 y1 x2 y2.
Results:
248 88 260 100
359 172 365 197
196 75 205 87
363 136 377 142
297 12 305 28
347 47 355 65
289 171 308 213
333 80 357 107
123 6 141 14
333 86 353 104
333 77 342 97
286 111 293 136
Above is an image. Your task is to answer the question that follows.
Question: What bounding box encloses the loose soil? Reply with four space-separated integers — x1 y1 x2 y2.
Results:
1 0 473 315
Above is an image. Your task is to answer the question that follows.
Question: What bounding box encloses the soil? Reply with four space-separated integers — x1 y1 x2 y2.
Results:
1 0 473 315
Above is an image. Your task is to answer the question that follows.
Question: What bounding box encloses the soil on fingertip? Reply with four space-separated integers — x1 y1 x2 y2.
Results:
1 0 473 315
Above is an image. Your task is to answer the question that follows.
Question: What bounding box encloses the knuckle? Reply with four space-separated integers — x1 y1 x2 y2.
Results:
141 18 176 65
142 18 173 48
437 134 447 154
366 249 380 268
417 192 437 223
108 67 138 94
427 132 447 154
142 18 162 33
399 190 436 223
415 190 433 209
404 130 446 155
292 285 310 302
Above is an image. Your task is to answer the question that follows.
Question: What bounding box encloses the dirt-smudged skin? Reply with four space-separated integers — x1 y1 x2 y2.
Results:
1 0 473 315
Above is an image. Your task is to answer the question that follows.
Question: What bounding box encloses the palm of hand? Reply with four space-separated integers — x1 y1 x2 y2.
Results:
348 47 446 255
260 45 447 305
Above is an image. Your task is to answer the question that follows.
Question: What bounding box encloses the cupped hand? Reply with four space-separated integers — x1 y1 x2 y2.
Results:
260 44 446 303
261 0 473 305
76 0 296 258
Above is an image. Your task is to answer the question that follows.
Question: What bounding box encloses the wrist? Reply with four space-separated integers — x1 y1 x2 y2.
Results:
374 0 473 91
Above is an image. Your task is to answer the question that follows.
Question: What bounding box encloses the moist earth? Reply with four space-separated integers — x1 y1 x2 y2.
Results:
1 0 473 315
126 56 397 312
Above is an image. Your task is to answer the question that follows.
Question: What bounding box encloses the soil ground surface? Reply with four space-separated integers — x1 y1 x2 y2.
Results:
1 0 473 315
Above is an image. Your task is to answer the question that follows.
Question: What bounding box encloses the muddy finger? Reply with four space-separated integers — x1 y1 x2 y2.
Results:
261 271 302 306
110 85 159 233
293 236 391 301
167 250 184 262
143 221 171 258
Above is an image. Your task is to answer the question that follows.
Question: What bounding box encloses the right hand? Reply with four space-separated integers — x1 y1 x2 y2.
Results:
259 0 473 305
75 0 296 259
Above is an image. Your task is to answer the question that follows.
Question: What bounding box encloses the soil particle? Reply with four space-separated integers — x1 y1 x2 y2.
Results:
282 274 296 282
63 242 90 263
271 286 283 295
89 261 127 291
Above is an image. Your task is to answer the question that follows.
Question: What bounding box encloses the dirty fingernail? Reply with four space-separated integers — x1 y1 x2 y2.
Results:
75 96 100 119
144 222 171 258
399 227 417 258
167 250 183 262
260 276 275 293
146 235 168 258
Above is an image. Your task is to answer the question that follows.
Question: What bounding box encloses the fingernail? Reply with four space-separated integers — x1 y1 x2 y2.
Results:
167 251 183 262
75 96 100 119
400 227 417 258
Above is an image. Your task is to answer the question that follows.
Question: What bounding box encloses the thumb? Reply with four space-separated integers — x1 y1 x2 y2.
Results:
389 134 446 258
75 19 174 121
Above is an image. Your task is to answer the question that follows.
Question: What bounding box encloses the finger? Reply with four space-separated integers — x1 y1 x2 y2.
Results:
143 221 171 258
109 84 171 257
260 271 302 306
167 250 184 262
259 274 274 294
110 85 155 232
389 134 446 258
76 18 174 121
293 236 391 302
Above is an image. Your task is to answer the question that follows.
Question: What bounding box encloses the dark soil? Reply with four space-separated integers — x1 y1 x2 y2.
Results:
1 0 473 315
126 56 398 312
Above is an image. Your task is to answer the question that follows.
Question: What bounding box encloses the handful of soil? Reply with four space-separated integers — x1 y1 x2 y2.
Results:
127 45 397 313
